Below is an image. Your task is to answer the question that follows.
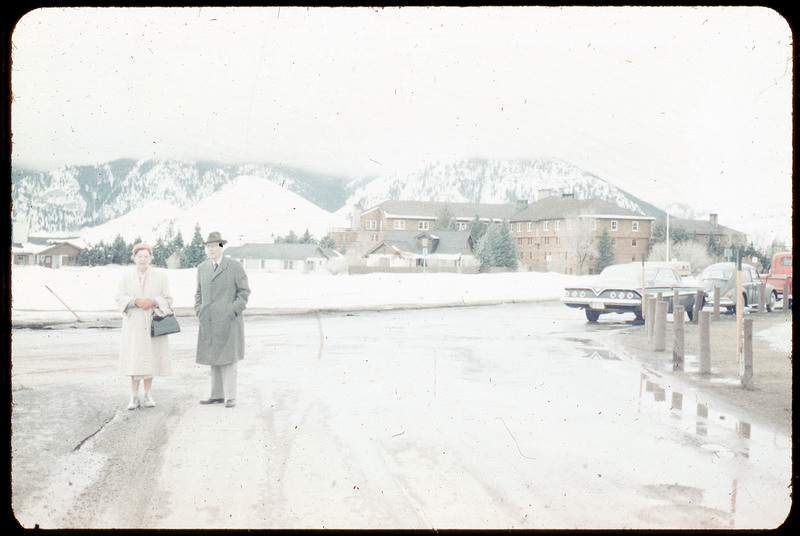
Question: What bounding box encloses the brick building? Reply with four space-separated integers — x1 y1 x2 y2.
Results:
510 193 654 274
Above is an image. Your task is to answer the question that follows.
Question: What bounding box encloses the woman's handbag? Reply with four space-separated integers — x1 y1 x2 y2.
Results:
151 313 181 337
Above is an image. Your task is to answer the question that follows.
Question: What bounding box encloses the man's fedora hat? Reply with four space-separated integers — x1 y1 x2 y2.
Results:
204 231 227 245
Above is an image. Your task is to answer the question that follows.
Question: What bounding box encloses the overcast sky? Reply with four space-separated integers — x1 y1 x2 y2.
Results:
10 6 793 242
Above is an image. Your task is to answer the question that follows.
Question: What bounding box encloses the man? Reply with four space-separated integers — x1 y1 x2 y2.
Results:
195 231 250 408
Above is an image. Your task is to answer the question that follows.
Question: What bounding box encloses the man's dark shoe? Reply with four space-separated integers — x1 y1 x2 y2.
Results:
225 399 236 408
200 398 224 405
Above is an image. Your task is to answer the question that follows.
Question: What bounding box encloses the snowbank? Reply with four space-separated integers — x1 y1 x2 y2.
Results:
10 264 583 314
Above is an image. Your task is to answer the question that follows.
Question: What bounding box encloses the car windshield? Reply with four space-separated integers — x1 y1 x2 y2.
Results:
599 264 680 284
701 267 733 280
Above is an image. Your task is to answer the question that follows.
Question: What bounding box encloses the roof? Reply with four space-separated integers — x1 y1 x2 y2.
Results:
668 217 744 237
511 196 650 222
225 243 331 261
366 230 473 257
367 200 520 221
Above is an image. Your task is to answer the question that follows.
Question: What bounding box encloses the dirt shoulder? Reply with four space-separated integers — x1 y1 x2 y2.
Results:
608 309 793 435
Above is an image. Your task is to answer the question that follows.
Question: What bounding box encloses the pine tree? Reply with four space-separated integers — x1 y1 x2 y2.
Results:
109 234 129 265
474 221 518 270
181 223 206 267
435 206 457 231
169 232 185 268
594 228 615 273
468 215 486 243
300 229 315 244
152 237 169 267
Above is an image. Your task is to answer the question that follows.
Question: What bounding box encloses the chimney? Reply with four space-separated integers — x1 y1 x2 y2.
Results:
709 213 718 226
352 203 363 231
538 189 552 200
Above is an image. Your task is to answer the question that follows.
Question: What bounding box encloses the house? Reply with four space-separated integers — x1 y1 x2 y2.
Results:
352 200 522 255
510 192 654 275
11 239 83 268
362 230 478 272
224 243 343 273
666 214 748 248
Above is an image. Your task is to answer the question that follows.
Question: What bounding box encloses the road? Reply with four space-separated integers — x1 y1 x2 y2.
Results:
10 302 792 529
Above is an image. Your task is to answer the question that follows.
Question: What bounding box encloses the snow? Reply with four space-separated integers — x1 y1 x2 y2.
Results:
78 175 349 246
10 263 579 316
11 261 795 362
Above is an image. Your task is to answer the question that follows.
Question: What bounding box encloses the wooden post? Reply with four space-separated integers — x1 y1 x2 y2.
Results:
653 300 668 352
735 253 743 365
673 305 685 371
699 311 711 374
673 289 680 318
646 297 656 343
693 290 703 324
757 281 766 314
713 286 721 321
784 283 790 312
740 318 754 390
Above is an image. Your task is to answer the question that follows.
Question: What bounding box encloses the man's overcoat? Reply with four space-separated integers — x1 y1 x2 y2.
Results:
194 256 251 366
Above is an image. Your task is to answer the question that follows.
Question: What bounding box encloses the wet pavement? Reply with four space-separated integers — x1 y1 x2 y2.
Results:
10 301 792 529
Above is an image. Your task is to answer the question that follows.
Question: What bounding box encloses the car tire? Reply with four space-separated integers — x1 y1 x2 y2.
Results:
766 291 777 312
585 309 600 323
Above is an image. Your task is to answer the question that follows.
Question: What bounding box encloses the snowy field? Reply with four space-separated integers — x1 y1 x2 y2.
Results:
10 264 578 314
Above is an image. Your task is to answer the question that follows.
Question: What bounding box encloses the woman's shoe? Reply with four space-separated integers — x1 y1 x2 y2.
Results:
142 393 156 408
127 397 140 410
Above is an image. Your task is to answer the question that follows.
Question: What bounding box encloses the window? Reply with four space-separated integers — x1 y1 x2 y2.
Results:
458 222 468 231
527 222 532 232
554 221 560 231
365 220 377 230
632 239 637 247
632 221 639 232
611 220 618 231
394 220 405 230
543 221 549 231
590 220 597 231
566 220 572 231
418 221 429 230
516 223 522 232
283 260 294 270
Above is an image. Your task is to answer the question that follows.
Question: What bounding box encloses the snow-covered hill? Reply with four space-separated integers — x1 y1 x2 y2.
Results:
80 176 348 245
344 158 665 217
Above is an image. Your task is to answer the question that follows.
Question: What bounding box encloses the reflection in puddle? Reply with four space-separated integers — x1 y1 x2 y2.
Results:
566 338 622 360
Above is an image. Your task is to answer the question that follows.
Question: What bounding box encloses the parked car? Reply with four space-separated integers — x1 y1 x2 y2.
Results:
700 262 777 313
562 262 704 323
760 252 792 308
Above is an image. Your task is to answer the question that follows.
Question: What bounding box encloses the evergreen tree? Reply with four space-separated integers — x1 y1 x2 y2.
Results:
181 223 206 268
109 234 130 265
300 229 315 244
468 215 486 242
152 236 169 268
474 221 518 270
170 232 185 268
319 235 337 249
594 229 615 273
78 242 107 266
435 206 458 231
283 230 299 244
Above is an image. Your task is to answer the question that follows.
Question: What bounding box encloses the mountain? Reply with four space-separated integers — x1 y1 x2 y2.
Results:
12 157 679 244
11 159 348 235
341 158 667 218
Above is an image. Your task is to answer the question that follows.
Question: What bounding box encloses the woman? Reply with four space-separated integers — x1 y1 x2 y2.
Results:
115 243 173 410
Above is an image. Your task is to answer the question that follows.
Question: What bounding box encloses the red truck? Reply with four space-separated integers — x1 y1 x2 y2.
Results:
761 252 792 308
